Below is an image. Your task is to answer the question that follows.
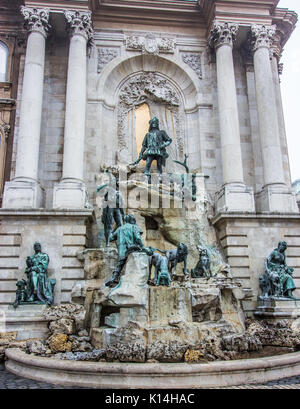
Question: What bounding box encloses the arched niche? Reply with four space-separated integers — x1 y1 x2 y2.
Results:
93 54 203 172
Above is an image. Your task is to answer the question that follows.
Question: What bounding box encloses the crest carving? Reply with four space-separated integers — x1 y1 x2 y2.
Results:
125 34 175 55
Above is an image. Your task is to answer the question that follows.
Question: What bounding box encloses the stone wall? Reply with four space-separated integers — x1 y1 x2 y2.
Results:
213 214 300 316
0 210 92 310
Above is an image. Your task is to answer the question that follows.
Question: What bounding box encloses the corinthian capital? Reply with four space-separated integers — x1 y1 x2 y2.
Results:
64 10 94 45
20 6 51 38
250 25 276 52
209 21 239 49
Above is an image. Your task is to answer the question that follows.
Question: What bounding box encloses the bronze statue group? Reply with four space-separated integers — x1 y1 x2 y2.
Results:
13 117 299 307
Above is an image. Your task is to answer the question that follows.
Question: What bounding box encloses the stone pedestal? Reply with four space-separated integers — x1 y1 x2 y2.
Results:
255 298 300 319
216 184 255 213
53 181 87 209
106 252 149 308
2 180 44 209
4 305 49 340
255 185 298 213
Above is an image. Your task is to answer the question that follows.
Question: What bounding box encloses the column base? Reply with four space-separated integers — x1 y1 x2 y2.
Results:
216 184 255 213
2 179 44 209
255 185 298 213
53 180 87 209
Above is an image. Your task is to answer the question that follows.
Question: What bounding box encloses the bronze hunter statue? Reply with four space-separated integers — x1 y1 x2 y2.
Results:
132 117 172 178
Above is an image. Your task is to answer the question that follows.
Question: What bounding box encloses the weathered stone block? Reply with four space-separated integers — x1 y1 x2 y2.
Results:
106 252 149 308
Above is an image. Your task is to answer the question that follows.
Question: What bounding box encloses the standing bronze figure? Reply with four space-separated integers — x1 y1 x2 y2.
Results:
132 117 172 177
105 214 151 287
97 175 125 246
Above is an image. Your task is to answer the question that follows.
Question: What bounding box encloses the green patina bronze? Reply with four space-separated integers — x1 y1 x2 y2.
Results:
13 242 56 308
97 173 125 247
259 241 298 300
191 245 213 278
131 117 172 177
105 214 152 287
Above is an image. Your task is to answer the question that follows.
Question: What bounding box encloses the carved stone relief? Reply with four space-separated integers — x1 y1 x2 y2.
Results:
117 73 184 167
20 6 51 38
97 48 118 73
64 10 94 45
250 25 276 52
125 34 175 55
0 123 10 141
209 21 239 49
182 53 202 79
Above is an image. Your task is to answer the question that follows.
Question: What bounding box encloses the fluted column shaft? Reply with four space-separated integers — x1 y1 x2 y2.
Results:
15 7 50 182
251 25 285 187
53 10 93 209
62 33 87 181
210 22 244 186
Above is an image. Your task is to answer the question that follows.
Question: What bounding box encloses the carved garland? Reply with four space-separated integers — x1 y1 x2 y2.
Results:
182 53 202 79
97 48 118 73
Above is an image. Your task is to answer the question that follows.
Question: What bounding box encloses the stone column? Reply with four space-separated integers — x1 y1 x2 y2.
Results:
53 11 93 209
209 21 254 213
251 25 297 212
2 7 50 208
271 32 292 188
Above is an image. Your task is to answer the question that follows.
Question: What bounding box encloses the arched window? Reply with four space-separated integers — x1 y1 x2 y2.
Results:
0 42 8 82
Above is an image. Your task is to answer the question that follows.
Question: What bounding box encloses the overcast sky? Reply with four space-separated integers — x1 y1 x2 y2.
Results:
278 0 300 182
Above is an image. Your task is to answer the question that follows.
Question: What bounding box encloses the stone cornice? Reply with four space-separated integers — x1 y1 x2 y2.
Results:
20 6 51 38
212 212 300 226
90 0 204 28
64 10 94 44
208 20 239 49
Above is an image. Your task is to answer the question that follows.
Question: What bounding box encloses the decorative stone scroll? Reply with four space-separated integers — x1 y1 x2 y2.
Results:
64 10 94 45
250 25 276 52
20 6 51 38
119 73 179 108
97 48 118 73
182 53 202 79
208 21 239 49
125 33 175 55
0 124 10 140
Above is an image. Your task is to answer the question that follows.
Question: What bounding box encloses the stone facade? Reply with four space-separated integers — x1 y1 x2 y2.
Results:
0 0 299 319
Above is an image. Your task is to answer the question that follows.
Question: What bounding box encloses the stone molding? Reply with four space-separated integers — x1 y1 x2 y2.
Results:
20 6 51 38
64 10 94 45
208 21 239 49
97 48 118 73
125 33 175 55
6 348 300 388
182 53 202 79
250 25 276 52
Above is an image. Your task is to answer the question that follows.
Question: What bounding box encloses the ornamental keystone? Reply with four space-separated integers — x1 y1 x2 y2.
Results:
209 21 239 49
250 24 276 52
20 6 51 38
64 10 94 45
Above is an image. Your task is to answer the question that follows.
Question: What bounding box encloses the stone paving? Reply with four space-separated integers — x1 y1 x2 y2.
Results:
1 362 300 389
